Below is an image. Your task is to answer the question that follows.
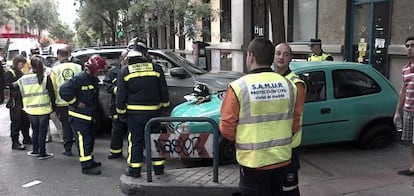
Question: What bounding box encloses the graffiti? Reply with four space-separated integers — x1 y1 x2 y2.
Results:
150 133 212 159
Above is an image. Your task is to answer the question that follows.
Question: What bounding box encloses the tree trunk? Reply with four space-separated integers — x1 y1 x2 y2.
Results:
268 0 285 44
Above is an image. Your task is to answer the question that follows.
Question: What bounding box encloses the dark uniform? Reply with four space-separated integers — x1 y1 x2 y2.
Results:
5 68 31 148
105 65 128 158
117 56 170 177
60 71 101 171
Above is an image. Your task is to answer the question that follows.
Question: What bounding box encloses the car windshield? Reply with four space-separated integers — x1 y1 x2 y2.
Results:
7 50 19 61
163 51 207 74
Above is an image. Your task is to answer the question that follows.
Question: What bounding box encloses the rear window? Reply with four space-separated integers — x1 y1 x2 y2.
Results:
7 50 19 61
333 69 381 99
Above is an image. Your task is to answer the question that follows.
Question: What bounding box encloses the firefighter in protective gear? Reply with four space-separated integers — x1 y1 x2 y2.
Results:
274 43 306 196
59 55 106 175
5 55 31 150
220 38 297 195
106 50 128 159
308 38 333 61
16 56 56 159
117 38 169 178
50 47 82 156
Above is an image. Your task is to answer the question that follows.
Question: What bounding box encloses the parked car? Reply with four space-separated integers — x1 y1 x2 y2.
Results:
71 46 244 134
169 61 399 164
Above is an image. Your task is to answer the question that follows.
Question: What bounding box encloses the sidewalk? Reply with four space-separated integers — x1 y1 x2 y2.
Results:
120 143 414 196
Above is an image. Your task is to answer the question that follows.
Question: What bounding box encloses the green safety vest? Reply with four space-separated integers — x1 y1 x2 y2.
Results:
52 62 82 106
285 72 305 148
17 74 52 115
308 53 331 61
230 72 297 168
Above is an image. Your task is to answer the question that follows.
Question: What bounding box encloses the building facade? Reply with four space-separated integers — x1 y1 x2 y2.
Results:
201 0 414 90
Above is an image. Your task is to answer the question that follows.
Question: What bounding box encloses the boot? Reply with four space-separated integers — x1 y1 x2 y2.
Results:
107 153 122 159
12 142 26 150
92 161 102 167
153 165 164 175
82 167 101 175
124 167 141 178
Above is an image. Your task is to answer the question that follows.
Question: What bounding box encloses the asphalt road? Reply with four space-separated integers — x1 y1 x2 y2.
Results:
1 102 414 196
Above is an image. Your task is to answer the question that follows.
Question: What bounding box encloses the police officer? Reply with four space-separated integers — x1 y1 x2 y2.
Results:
106 50 128 159
59 55 106 175
308 38 333 61
220 38 297 195
274 43 306 196
50 47 82 156
5 55 31 150
117 38 169 178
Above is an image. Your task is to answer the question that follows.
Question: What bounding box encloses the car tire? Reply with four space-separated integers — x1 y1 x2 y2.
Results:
358 123 392 149
219 137 236 165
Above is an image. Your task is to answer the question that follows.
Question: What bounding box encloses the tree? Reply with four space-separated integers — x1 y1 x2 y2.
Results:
128 0 217 49
267 0 285 44
25 0 59 41
49 22 75 44
75 0 128 45
0 0 30 26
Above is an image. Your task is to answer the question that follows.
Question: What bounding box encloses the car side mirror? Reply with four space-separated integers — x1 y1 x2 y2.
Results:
170 67 189 79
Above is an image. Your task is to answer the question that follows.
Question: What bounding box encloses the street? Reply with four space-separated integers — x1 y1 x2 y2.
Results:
0 102 414 195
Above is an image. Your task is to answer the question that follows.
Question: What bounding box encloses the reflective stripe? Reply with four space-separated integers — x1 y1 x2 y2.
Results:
152 160 165 166
68 97 76 104
283 185 299 191
160 102 170 107
110 149 122 154
77 131 92 162
124 71 160 81
81 85 94 90
112 114 118 119
127 132 142 168
113 86 117 95
25 103 52 108
20 91 48 97
117 108 126 114
236 137 292 150
127 104 162 111
238 77 295 125
9 69 16 77
68 111 92 121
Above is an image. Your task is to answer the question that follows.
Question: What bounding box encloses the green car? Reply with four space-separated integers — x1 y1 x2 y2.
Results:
170 61 398 164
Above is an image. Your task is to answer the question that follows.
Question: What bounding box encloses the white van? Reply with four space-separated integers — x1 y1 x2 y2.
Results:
5 40 40 70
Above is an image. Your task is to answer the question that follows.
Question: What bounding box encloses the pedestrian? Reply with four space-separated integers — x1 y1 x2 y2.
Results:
59 55 105 175
117 38 169 178
16 56 55 160
220 37 297 196
0 59 5 103
274 43 306 196
395 36 414 176
307 38 333 61
50 47 82 156
5 55 31 150
107 50 128 159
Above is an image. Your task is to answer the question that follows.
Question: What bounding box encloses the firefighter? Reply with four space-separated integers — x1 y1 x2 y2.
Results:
106 50 128 159
50 47 82 156
117 38 170 178
59 55 106 175
5 55 31 150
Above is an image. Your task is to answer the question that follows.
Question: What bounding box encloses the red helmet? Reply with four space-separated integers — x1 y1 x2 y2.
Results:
85 55 106 75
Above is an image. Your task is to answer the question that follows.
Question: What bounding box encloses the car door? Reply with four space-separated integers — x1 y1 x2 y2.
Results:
298 70 335 145
329 68 383 142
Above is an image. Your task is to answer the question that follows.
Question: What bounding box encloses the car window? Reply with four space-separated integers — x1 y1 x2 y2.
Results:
332 69 381 99
151 54 176 75
7 50 19 61
299 71 326 103
74 51 122 70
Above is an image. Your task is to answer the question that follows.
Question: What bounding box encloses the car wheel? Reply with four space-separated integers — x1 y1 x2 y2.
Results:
358 123 392 149
219 137 236 165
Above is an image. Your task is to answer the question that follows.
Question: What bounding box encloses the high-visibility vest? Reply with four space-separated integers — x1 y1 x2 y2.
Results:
17 74 52 115
230 72 297 168
285 71 305 148
51 62 82 106
308 53 331 61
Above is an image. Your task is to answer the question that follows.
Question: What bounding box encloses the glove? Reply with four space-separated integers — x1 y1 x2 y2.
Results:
118 113 127 122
